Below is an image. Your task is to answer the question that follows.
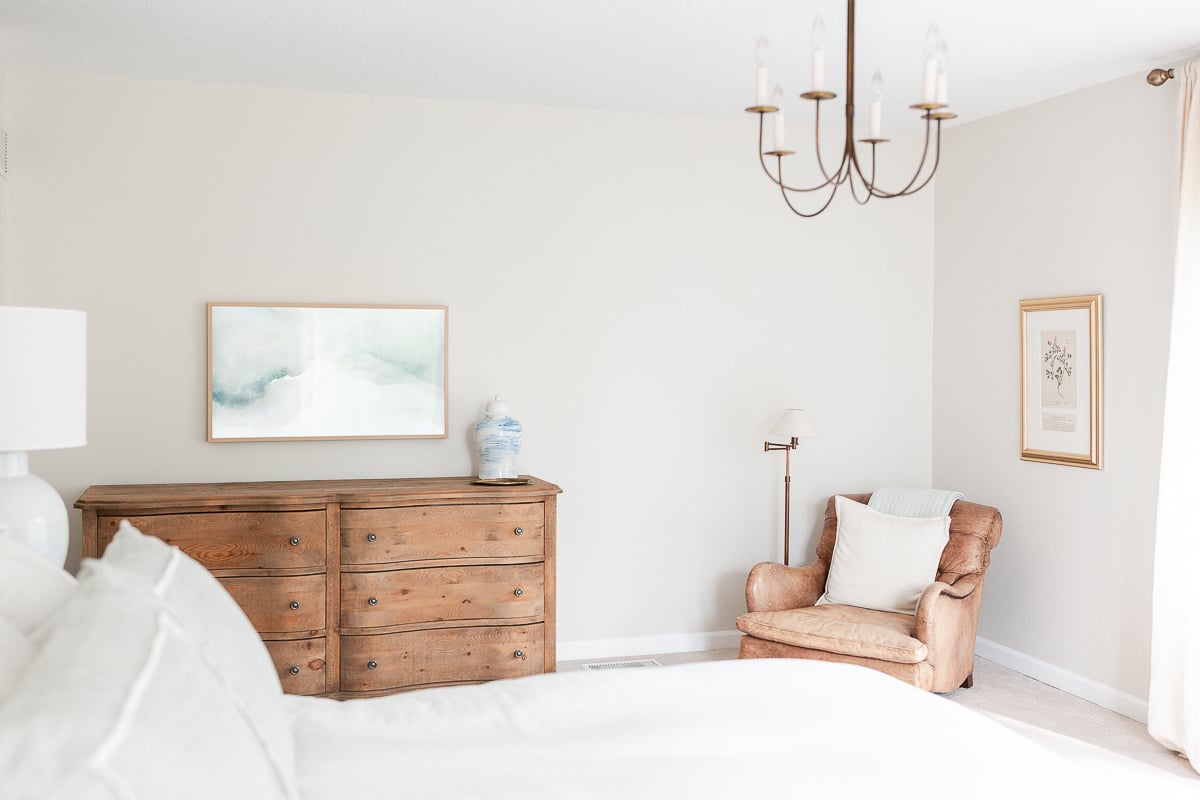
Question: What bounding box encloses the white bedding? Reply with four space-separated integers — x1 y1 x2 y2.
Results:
285 659 1195 799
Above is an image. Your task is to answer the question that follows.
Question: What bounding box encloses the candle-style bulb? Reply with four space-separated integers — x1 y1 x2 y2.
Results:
772 85 785 106
810 16 827 92
754 36 770 106
868 70 883 139
921 24 941 104
924 24 941 58
811 16 826 49
936 41 949 105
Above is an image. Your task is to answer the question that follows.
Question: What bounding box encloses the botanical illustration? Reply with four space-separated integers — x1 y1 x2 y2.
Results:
1039 329 1077 410
210 305 446 440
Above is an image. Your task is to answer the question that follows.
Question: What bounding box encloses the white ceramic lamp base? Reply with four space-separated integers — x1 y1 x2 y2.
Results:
0 452 69 567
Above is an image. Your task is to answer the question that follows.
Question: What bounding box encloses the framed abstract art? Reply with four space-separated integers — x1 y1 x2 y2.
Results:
207 303 448 442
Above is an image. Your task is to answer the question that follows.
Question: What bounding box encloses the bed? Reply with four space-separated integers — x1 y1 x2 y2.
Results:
1 524 1194 799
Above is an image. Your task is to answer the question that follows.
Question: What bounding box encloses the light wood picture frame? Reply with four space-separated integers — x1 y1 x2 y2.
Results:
208 303 448 442
1019 294 1102 469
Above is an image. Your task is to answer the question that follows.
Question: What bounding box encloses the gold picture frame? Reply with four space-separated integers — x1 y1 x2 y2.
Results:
1019 294 1102 469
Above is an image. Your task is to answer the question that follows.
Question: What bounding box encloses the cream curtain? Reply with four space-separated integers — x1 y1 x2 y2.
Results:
1150 57 1200 775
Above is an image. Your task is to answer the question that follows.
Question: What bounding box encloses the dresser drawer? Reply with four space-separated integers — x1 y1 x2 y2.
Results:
220 574 326 633
341 563 544 629
341 503 544 565
340 624 544 692
265 637 326 696
98 511 325 570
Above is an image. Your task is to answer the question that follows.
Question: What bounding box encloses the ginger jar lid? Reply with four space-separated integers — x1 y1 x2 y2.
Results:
485 395 511 416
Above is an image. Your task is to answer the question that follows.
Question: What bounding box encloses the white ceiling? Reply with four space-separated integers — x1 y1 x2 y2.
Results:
0 1 1197 125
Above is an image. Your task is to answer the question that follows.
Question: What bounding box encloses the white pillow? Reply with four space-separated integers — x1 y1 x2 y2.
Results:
100 520 295 790
0 533 78 635
0 549 297 800
817 495 950 615
0 615 35 701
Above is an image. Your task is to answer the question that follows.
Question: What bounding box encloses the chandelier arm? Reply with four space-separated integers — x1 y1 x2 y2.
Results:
898 120 945 196
881 119 944 198
845 152 875 205
843 138 879 203
812 101 839 184
756 116 844 193
861 117 936 199
778 172 841 218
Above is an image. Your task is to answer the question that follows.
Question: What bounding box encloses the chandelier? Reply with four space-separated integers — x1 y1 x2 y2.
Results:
746 0 955 218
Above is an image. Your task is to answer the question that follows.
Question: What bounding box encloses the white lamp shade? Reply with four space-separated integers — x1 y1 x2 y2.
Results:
0 306 87 451
769 409 817 440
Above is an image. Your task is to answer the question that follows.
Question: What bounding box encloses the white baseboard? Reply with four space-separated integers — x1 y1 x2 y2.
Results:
974 637 1149 723
557 630 743 663
558 632 1149 723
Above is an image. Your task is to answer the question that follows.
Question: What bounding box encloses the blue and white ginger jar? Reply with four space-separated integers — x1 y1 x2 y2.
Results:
473 396 523 480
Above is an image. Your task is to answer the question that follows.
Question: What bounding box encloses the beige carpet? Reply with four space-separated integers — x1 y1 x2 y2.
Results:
558 650 1197 781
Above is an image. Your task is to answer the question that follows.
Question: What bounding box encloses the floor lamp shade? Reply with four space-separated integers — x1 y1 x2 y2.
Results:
0 306 87 566
770 409 817 441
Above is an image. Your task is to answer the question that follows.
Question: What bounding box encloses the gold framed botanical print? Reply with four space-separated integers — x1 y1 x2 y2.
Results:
1019 294 1102 468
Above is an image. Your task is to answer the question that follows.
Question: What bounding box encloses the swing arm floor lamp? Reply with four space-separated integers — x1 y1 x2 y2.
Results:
763 409 817 565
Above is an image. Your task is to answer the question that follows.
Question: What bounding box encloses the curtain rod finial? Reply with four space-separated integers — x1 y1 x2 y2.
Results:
1147 67 1176 87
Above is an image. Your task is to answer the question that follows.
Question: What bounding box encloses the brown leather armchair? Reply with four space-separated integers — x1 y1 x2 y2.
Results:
736 493 1002 692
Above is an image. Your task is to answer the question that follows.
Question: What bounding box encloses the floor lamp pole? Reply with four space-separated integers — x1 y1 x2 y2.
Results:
765 437 799 565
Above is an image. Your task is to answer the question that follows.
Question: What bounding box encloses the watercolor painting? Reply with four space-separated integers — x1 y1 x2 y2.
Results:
208 304 447 441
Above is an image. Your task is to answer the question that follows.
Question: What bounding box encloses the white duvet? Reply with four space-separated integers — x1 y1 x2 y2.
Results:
285 659 1194 799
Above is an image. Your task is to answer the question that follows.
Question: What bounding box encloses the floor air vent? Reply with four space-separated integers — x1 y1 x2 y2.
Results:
581 658 663 671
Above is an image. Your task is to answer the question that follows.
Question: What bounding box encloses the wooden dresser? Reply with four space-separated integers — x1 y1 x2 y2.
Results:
75 476 561 698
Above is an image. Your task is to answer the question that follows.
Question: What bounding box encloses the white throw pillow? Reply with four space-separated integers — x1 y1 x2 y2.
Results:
0 615 35 701
99 521 295 787
0 533 78 635
0 549 297 800
817 495 950 615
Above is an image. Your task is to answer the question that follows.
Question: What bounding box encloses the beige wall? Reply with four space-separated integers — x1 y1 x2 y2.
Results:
6 71 935 654
934 72 1179 703
8 63 1177 704
0 70 8 303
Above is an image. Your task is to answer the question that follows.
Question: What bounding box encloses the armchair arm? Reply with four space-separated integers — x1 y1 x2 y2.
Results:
919 573 981 604
914 573 981 635
913 573 984 693
744 561 828 613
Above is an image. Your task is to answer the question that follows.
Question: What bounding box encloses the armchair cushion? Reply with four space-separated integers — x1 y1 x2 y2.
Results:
737 605 928 664
817 496 950 614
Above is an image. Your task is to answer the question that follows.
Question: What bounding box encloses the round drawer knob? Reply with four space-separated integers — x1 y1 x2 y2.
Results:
514 527 524 536
368 596 379 606
368 660 378 670
513 650 525 660
289 666 300 676
289 536 301 546
513 588 524 597
289 601 300 610
367 532 378 542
